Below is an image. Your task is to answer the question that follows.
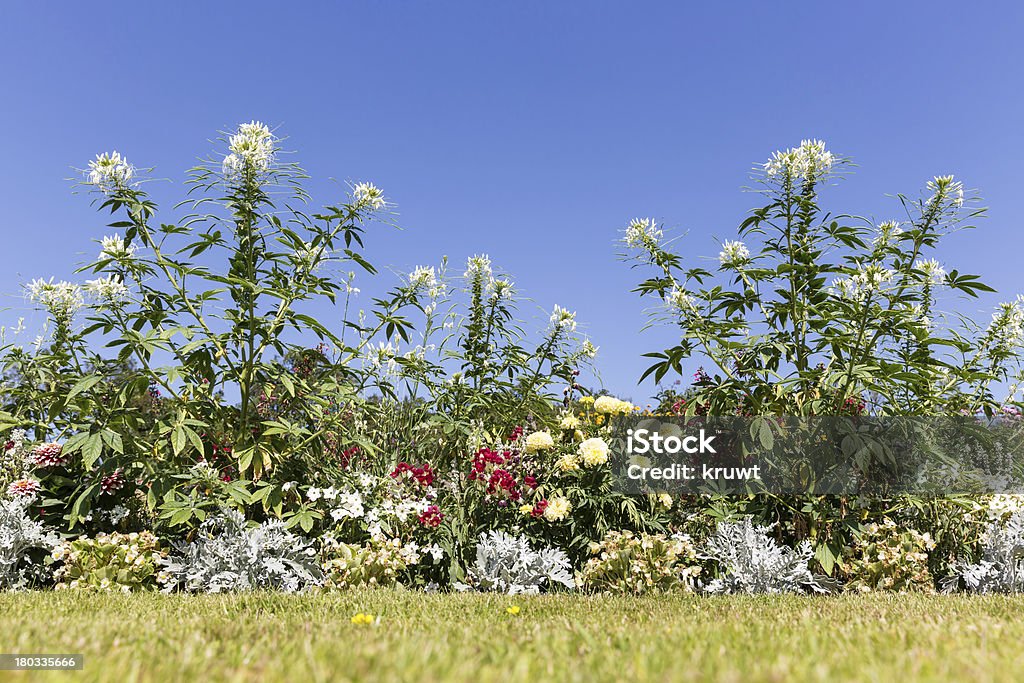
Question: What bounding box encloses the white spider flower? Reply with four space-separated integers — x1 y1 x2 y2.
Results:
87 152 134 193
26 278 84 321
718 240 751 267
913 258 946 286
352 182 387 211
98 234 137 261
872 221 904 247
763 139 834 183
550 305 577 332
487 277 514 301
409 265 438 294
464 254 493 282
665 286 695 315
624 217 663 251
223 121 275 177
84 275 129 304
925 175 965 213
831 265 895 302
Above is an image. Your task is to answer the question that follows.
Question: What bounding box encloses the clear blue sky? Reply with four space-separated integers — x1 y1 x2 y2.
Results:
2 2 1023 403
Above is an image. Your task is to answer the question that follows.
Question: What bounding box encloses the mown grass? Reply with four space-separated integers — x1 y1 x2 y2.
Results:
0 591 1022 682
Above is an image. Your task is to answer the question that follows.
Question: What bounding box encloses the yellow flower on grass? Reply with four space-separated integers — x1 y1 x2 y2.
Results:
351 613 375 625
544 496 571 522
579 437 609 466
524 430 554 453
506 605 521 615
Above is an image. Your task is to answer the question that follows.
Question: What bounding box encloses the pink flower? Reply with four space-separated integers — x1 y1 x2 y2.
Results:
100 470 125 495
418 505 444 528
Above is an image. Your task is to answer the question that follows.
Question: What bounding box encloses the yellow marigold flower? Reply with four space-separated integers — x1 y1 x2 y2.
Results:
351 613 375 625
594 414 605 426
579 396 595 406
519 504 534 515
544 496 571 521
658 493 673 509
579 437 609 466
524 430 554 453
506 605 521 615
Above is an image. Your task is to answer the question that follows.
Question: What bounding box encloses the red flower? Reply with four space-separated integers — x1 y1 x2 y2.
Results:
419 505 444 528
530 499 549 518
100 470 125 495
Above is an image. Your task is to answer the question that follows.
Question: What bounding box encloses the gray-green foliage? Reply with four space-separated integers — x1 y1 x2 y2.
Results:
0 498 58 590
456 530 574 594
703 518 834 594
943 510 1024 593
162 508 323 593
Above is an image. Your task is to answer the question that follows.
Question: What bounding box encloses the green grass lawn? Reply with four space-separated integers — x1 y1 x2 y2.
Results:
1 591 1022 682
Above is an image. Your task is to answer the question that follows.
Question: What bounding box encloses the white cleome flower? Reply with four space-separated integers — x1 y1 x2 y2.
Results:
464 254 493 282
718 240 751 267
624 217 663 251
409 265 438 293
831 265 895 303
763 139 834 183
352 182 387 211
26 278 84 321
222 121 276 177
872 221 904 247
550 305 577 332
913 258 946 286
87 152 134 193
925 175 965 213
98 234 137 261
84 275 129 304
665 286 695 315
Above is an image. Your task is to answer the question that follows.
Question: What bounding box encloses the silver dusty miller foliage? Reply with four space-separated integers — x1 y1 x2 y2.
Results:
702 517 834 594
456 530 575 594
943 510 1024 593
162 508 323 593
0 497 59 590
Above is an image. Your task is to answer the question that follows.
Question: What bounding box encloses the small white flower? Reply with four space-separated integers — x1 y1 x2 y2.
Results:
26 278 84 321
763 139 834 182
223 121 275 178
409 265 438 294
624 218 663 251
550 305 577 332
87 152 134 192
925 175 965 212
84 275 129 304
99 234 137 261
464 254 493 282
913 258 946 286
352 182 387 211
718 240 751 267
665 286 694 315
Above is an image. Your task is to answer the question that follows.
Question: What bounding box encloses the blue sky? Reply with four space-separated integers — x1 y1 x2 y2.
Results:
1 2 1023 403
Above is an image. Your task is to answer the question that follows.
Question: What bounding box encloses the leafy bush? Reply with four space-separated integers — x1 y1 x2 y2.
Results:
456 531 574 594
841 519 935 593
161 509 322 593
0 498 58 590
322 536 442 589
52 531 166 592
942 510 1024 593
577 530 701 594
703 518 834 594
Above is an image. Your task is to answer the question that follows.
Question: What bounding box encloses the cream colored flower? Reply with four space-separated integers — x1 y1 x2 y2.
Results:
593 396 620 414
543 496 571 522
579 437 609 466
559 414 581 430
524 430 555 453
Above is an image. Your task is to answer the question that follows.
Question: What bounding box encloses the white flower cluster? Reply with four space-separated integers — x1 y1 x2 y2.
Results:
98 234 137 262
222 121 275 178
913 258 946 286
718 240 751 267
487 278 514 302
925 175 965 213
464 254 493 282
624 217 663 252
983 296 1024 356
352 182 387 211
763 139 834 183
664 286 695 315
409 265 438 295
830 265 895 303
87 152 134 193
84 275 129 304
550 305 577 332
26 278 84 322
309 474 436 540
872 220 904 247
